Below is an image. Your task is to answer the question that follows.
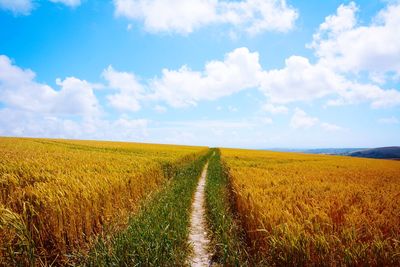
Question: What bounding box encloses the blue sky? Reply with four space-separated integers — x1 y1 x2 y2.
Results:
0 0 399 148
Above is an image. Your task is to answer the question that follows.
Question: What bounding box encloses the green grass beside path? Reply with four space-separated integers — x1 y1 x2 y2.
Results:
83 149 212 266
205 149 249 266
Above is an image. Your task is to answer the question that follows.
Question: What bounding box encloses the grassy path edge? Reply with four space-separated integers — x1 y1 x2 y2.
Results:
205 149 250 266
81 149 212 266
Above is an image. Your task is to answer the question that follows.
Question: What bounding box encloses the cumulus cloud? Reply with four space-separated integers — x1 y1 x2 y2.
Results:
102 65 144 112
151 47 262 107
0 55 100 116
258 55 400 108
137 2 400 109
290 108 318 129
310 2 400 79
113 0 298 34
218 0 299 35
317 1 357 35
260 56 345 104
0 56 151 141
326 82 400 108
100 46 400 109
54 77 101 116
114 0 217 34
255 2 400 108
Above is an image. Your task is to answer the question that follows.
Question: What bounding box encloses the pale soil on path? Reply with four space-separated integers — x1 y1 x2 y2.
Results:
188 163 212 267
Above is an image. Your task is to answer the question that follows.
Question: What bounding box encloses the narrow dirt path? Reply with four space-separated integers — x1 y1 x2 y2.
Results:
188 163 212 267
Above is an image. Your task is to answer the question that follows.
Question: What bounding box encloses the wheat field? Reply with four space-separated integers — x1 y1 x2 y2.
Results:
2 139 399 266
0 137 207 264
221 148 400 266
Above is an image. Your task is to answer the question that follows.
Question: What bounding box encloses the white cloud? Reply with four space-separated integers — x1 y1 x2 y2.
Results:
148 42 400 109
54 77 101 116
326 82 400 108
258 55 400 108
0 58 147 141
256 2 400 109
0 55 100 116
5 45 389 115
0 0 33 15
113 0 218 34
310 2 400 79
290 108 318 129
260 56 345 104
49 0 81 7
151 47 262 107
218 0 298 35
139 3 399 109
0 56 150 142
317 2 357 35
321 122 342 131
378 116 399 124
102 65 143 112
113 0 298 35
262 103 288 114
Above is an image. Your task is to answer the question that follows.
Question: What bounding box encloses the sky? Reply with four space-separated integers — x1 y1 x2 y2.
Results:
0 0 399 148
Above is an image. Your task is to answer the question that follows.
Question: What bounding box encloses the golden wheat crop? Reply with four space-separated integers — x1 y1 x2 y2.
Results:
221 148 400 266
0 137 207 264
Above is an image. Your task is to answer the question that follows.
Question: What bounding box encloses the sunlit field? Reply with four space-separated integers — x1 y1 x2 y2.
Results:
221 148 400 266
0 137 207 264
1 139 399 266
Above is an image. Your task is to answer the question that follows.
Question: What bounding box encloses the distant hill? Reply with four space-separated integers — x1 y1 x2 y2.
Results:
266 147 400 159
267 148 366 155
348 147 400 159
302 148 366 155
